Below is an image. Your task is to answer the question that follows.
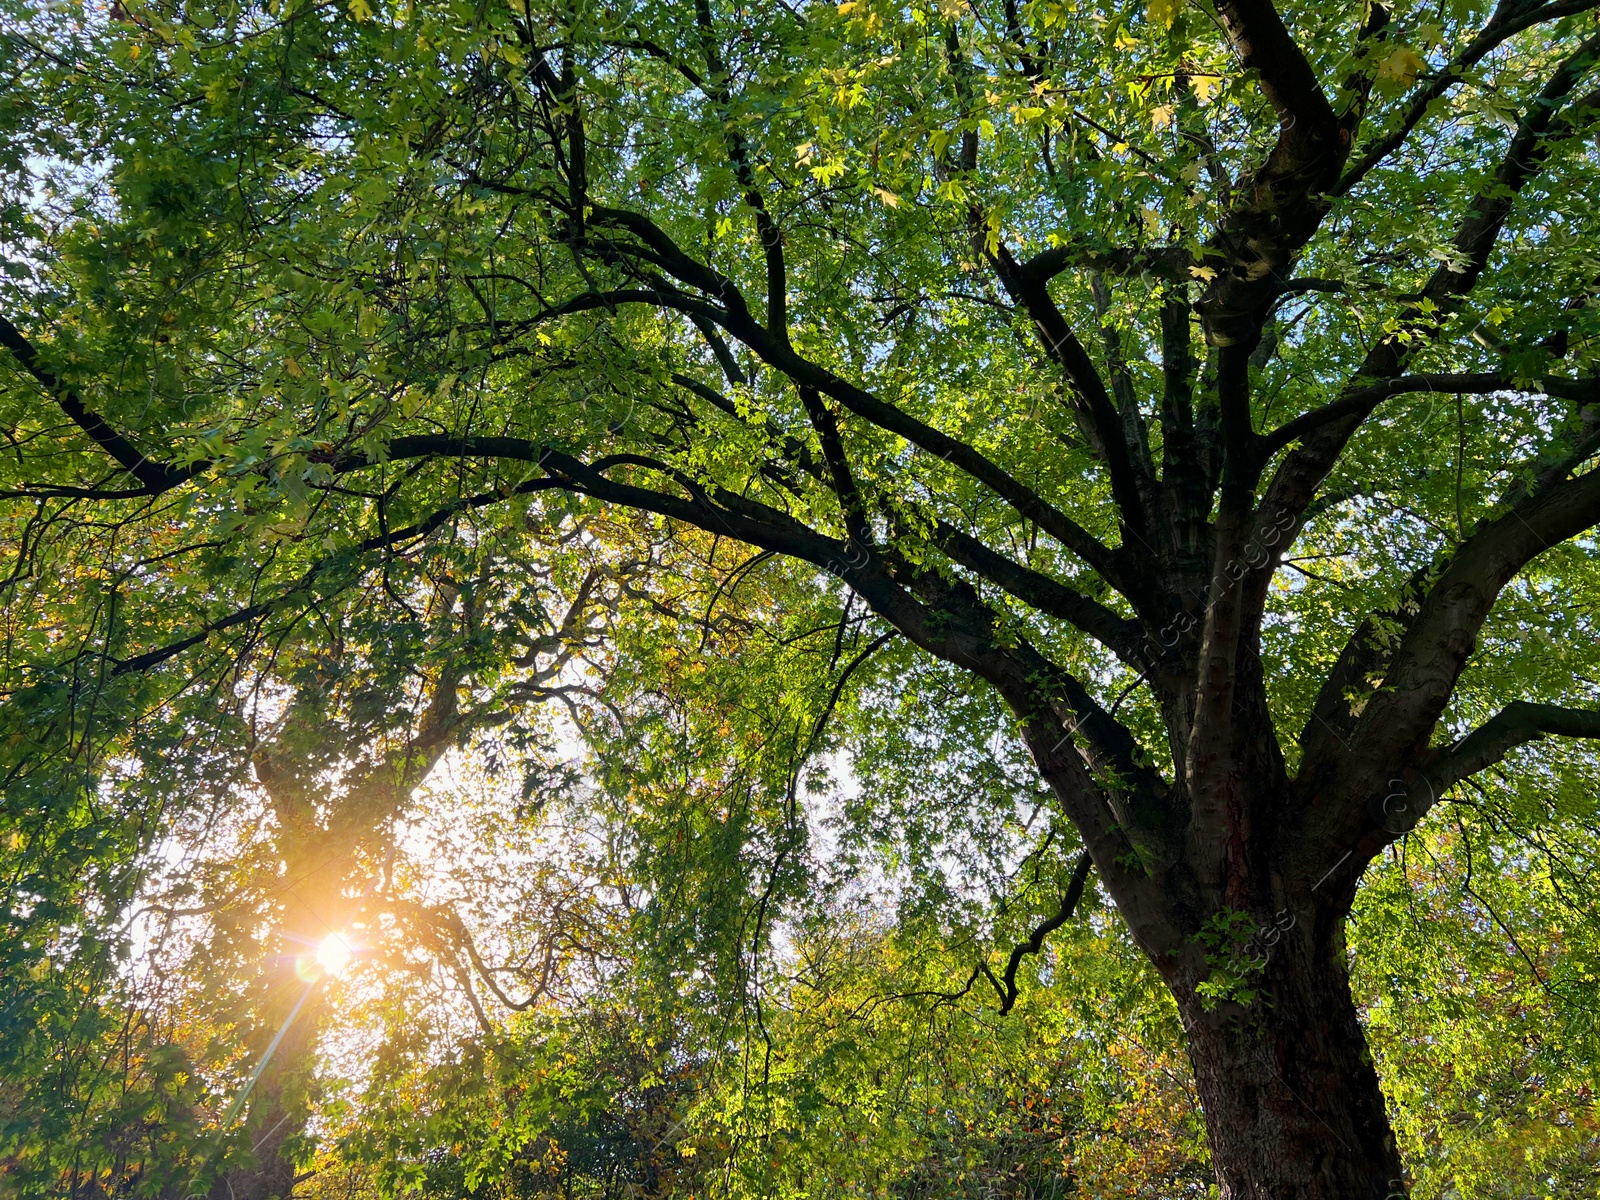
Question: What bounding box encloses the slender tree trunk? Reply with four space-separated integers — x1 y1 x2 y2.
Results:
207 651 473 1200
211 1012 323 1200
210 891 333 1200
1168 914 1404 1199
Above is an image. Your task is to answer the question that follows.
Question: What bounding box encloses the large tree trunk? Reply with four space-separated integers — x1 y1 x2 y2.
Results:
1022 672 1414 1196
1168 913 1404 1199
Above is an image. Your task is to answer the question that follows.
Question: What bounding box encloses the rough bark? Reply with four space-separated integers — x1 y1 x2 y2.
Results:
1175 934 1405 1200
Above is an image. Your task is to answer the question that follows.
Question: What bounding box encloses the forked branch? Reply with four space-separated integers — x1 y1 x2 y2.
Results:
1337 0 1600 196
988 849 1094 1015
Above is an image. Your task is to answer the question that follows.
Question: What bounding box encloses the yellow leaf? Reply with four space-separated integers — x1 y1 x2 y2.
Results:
1191 74 1223 104
348 0 374 20
872 186 900 208
1189 265 1218 281
1148 0 1180 30
1376 45 1424 88
1151 104 1174 130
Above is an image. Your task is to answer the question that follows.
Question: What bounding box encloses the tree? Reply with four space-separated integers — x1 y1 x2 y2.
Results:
188 552 612 1200
4 0 1600 1195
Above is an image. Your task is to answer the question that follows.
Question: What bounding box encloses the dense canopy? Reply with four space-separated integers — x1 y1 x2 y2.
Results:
2 1 1600 1198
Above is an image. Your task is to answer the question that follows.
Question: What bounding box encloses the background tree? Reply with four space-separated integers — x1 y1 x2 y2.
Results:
187 548 614 1200
5 0 1600 1197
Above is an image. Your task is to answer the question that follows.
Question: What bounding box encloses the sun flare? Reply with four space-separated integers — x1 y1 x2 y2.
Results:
314 932 353 977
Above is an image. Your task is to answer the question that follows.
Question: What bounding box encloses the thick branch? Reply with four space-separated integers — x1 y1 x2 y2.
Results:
1018 243 1193 287
1158 287 1212 545
931 521 1152 670
1091 273 1166 542
1214 0 1338 136
549 454 1173 881
798 384 872 547
1428 700 1600 792
1431 49 1600 303
990 244 1155 547
329 430 1174 871
1341 464 1600 802
1295 565 1433 773
1195 0 1357 346
554 217 1136 593
693 0 789 341
1249 49 1600 636
0 314 198 494
1259 372 1554 457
